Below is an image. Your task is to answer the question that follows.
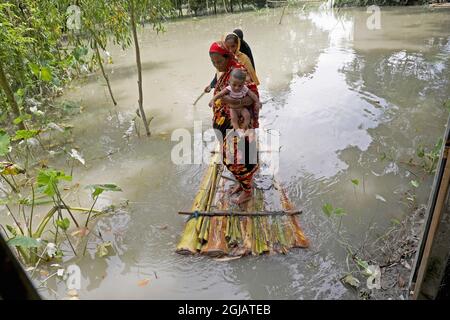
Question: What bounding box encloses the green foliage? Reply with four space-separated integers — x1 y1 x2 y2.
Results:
0 1 78 125
0 3 35 62
56 218 70 231
123 0 175 33
444 100 450 113
12 129 39 141
7 235 41 249
86 183 122 199
416 138 443 174
355 257 369 271
29 64 53 82
322 203 347 217
6 224 18 237
37 168 72 196
79 0 131 49
334 207 347 217
322 203 333 217
0 130 11 156
13 114 32 125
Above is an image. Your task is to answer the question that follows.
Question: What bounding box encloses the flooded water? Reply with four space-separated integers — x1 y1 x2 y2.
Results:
37 4 449 299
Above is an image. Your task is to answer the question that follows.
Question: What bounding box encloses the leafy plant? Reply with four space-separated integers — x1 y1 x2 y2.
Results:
416 138 443 174
84 184 122 227
322 203 347 217
0 130 11 155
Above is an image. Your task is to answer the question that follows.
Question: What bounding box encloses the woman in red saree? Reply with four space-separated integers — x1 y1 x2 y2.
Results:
208 41 259 204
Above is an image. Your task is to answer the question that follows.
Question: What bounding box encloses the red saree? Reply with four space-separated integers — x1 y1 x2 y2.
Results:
210 42 259 193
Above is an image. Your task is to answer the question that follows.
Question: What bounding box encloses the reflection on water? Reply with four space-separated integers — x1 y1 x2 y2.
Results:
37 5 449 299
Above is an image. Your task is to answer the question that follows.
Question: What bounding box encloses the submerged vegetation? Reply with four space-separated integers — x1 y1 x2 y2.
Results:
320 134 446 299
0 0 144 292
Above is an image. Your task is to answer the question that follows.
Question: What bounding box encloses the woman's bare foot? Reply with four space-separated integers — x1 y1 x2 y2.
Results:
229 183 243 195
232 190 252 204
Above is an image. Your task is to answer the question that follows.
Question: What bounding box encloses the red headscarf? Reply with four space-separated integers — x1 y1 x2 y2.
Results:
209 41 231 56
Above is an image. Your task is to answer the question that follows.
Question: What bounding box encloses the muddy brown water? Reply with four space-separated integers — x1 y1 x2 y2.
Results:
7 5 450 299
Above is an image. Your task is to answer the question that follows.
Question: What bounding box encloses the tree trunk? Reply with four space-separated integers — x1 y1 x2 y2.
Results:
130 1 151 137
178 0 183 17
0 61 25 129
214 0 217 14
230 0 234 13
94 41 117 106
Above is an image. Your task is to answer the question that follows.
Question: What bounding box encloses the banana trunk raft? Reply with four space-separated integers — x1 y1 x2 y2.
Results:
176 150 309 258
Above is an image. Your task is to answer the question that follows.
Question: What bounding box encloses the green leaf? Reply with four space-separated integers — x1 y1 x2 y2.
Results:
433 138 443 154
12 129 39 141
29 63 40 77
334 208 347 216
350 179 359 186
54 249 64 260
37 169 72 196
13 114 32 125
0 130 11 156
56 218 70 231
355 257 369 271
7 235 41 249
72 46 88 61
391 219 401 226
322 203 333 217
86 184 122 199
40 67 52 82
411 180 419 188
445 100 450 112
6 224 17 237
0 197 11 205
417 147 425 158
15 88 24 99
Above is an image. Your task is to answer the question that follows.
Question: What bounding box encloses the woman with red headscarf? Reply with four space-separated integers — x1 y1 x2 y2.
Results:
208 41 259 204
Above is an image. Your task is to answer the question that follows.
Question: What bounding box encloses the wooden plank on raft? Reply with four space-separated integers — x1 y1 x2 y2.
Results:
178 209 302 216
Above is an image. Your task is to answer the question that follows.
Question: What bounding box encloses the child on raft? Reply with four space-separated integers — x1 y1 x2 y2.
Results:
209 68 262 133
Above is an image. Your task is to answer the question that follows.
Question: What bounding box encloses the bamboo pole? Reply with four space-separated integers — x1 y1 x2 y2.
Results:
178 210 302 216
176 154 219 254
278 3 288 25
200 163 229 256
275 177 309 248
193 92 206 106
